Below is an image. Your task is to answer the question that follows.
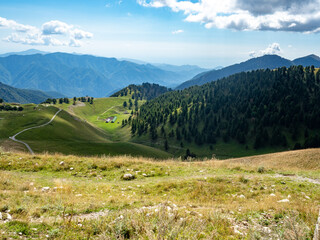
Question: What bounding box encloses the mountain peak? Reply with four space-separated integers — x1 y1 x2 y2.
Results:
293 54 320 67
305 54 320 61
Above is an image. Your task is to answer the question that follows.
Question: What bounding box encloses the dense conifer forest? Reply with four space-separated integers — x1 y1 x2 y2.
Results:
111 83 171 100
131 66 320 150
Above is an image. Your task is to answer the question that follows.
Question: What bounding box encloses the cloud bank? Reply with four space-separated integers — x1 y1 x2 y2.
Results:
0 17 92 47
249 43 282 57
138 0 320 33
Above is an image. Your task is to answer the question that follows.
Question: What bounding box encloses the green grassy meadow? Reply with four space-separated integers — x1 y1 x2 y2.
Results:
0 149 319 239
0 100 171 159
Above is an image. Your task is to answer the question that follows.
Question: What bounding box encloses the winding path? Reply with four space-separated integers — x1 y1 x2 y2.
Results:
9 109 62 155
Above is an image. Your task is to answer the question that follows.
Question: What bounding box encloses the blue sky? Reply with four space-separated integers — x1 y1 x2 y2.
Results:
0 0 320 68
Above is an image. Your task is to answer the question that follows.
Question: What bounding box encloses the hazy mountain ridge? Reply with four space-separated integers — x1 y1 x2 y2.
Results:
176 54 320 89
0 53 193 97
0 49 48 58
118 57 208 77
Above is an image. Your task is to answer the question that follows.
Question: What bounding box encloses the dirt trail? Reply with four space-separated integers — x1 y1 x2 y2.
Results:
274 174 320 185
9 109 62 154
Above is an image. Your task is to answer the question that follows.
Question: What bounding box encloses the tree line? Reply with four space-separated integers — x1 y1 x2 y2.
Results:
43 96 94 105
0 105 23 111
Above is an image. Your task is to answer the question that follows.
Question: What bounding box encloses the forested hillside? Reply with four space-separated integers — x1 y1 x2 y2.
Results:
0 82 51 104
111 83 171 100
132 66 320 152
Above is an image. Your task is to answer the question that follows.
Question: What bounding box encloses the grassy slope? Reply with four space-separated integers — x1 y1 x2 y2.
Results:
0 103 171 158
70 97 141 141
0 149 319 238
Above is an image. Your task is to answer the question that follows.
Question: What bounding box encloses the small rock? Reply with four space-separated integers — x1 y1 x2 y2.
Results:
281 181 286 184
233 226 243 235
270 193 276 197
142 173 147 177
0 212 2 220
59 161 64 166
263 227 271 234
6 213 12 221
239 194 246 199
123 173 134 180
41 187 50 192
70 167 74 170
277 199 290 203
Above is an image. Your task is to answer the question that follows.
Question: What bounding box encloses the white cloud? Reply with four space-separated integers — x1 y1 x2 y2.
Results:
69 38 82 47
42 20 71 35
0 17 37 32
0 17 92 47
71 29 93 40
137 0 320 33
172 29 184 34
249 43 282 57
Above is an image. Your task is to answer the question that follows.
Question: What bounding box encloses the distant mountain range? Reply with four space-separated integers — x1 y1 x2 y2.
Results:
0 82 51 104
0 49 48 58
176 54 320 89
1 49 319 97
0 51 206 97
118 58 208 79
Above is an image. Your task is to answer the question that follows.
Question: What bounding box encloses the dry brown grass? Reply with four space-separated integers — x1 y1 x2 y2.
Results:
211 148 320 171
